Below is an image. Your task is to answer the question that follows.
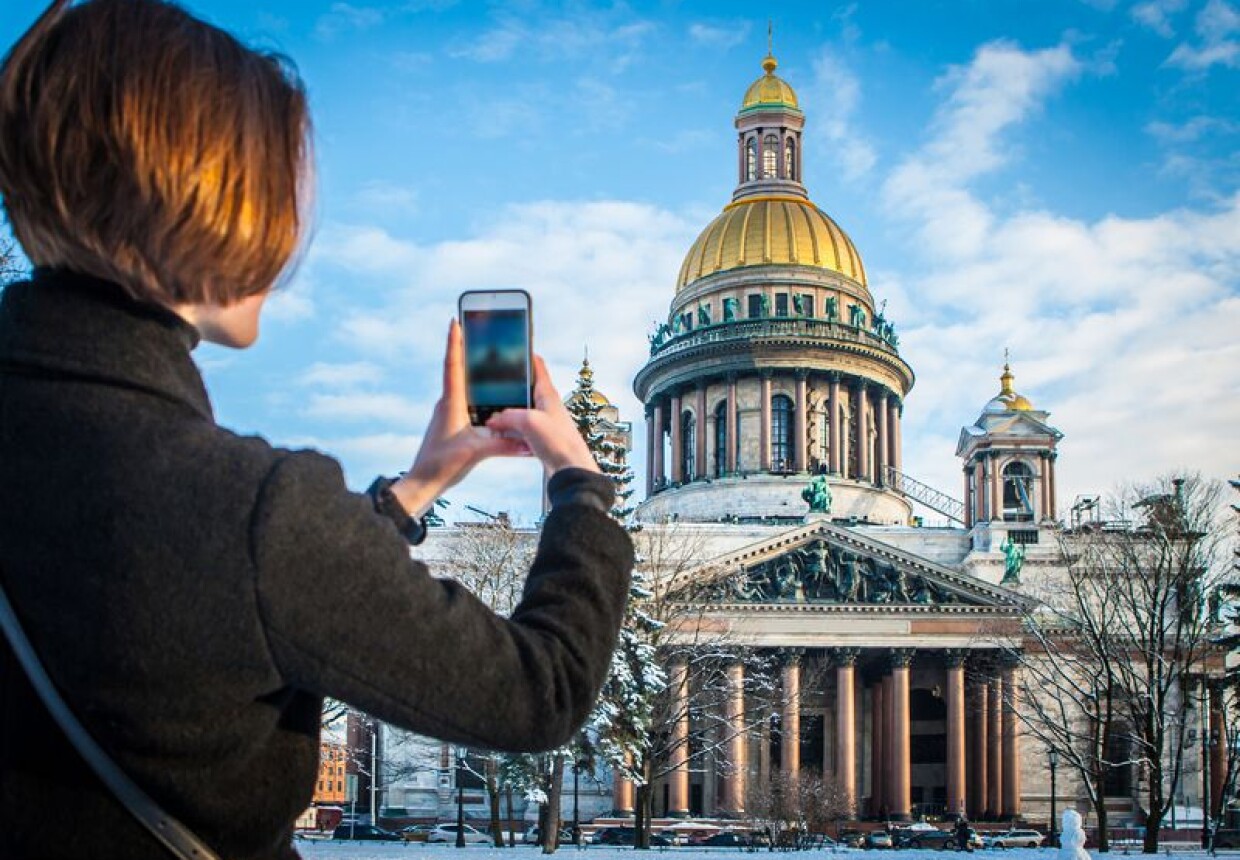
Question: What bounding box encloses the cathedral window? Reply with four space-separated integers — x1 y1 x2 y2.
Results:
714 401 728 477
1002 461 1035 522
775 293 789 317
746 137 758 181
785 137 797 180
763 133 779 178
681 410 696 482
770 394 795 472
748 294 764 319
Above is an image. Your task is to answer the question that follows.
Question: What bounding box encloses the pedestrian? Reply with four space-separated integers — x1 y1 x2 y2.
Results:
0 2 633 858
955 817 973 852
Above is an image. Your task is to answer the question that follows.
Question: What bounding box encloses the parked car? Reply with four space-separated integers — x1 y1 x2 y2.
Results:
838 829 865 848
523 826 579 845
699 831 751 848
984 830 1045 849
332 823 402 841
863 831 894 850
897 828 956 850
427 823 492 845
1212 830 1240 849
402 824 437 842
591 826 670 847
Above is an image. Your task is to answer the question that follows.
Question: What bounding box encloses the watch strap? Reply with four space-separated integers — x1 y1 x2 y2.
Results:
366 477 428 546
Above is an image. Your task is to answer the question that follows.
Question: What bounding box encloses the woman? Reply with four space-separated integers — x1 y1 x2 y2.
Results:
0 2 633 858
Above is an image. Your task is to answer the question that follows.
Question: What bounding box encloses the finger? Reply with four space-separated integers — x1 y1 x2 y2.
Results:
470 426 533 458
443 319 467 404
531 355 560 411
485 409 533 437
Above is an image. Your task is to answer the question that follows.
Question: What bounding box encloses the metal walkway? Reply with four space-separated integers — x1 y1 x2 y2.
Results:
884 466 966 524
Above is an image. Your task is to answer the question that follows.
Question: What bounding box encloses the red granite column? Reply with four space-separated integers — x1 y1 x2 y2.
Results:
971 677 988 819
669 392 683 484
723 660 747 815
835 649 859 816
871 679 885 816
726 374 738 474
854 380 869 481
1001 662 1021 819
614 753 634 814
883 672 894 817
875 389 889 487
781 650 803 779
668 660 690 816
987 675 1003 818
890 650 913 821
946 651 968 820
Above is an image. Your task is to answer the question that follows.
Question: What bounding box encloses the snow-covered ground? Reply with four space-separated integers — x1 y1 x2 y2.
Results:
295 846 1224 860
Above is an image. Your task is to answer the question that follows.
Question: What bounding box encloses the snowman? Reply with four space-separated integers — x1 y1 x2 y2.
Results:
1059 809 1089 860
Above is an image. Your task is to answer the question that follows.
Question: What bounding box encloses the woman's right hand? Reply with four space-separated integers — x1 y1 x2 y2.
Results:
485 356 601 478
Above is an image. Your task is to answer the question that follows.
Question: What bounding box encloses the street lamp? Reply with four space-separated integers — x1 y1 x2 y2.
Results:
1048 749 1059 848
572 759 582 847
456 747 467 849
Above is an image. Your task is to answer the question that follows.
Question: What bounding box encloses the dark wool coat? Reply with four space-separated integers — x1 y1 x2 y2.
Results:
0 270 633 860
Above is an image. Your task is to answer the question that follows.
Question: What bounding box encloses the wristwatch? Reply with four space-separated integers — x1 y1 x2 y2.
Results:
366 476 429 546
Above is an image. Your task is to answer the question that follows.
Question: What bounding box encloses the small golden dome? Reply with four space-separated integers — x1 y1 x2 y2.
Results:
985 362 1034 412
741 54 800 112
676 196 867 291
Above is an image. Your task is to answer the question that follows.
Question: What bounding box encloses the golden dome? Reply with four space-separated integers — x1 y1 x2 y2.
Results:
676 196 867 291
741 54 800 112
985 363 1034 412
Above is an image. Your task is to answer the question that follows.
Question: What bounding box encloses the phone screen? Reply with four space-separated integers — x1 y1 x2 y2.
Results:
461 307 530 421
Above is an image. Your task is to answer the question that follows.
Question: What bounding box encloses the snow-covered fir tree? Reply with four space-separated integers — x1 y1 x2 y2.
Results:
563 354 635 522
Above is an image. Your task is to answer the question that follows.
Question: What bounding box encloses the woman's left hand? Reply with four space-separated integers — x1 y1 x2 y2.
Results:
391 320 530 517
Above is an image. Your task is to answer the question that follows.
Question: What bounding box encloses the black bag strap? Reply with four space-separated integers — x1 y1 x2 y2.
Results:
0 581 221 860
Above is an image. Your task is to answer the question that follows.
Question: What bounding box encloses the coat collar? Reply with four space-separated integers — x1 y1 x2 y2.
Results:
0 269 213 421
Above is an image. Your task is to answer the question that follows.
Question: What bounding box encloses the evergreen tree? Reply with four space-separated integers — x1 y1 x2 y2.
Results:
563 355 635 524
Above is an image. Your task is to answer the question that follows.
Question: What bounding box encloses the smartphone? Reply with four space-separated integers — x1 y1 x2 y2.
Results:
458 290 534 425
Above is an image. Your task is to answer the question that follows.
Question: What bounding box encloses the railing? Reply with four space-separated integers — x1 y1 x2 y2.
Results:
884 466 966 524
649 317 900 361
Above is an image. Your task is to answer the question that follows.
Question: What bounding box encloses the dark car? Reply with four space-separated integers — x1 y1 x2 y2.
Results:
592 827 670 847
897 828 955 850
1212 830 1240 849
332 823 402 841
700 831 751 848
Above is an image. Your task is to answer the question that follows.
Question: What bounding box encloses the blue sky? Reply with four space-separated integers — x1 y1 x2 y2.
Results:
2 0 1237 524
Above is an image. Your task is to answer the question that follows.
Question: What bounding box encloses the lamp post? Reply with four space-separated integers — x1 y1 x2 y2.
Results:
456 747 467 849
1049 748 1059 848
572 759 582 847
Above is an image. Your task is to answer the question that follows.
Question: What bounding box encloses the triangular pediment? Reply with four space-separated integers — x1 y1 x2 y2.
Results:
678 520 1027 612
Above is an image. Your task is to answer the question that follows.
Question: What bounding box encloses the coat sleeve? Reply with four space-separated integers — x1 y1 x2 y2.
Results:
249 450 634 752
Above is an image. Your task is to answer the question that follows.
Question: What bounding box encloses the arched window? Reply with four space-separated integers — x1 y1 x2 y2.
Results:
714 401 728 477
681 410 696 482
763 133 779 178
746 138 758 181
770 394 795 472
817 408 829 472
785 137 796 181
1002 461 1035 522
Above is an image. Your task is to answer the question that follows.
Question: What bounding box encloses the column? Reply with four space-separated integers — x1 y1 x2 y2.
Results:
987 675 1003 818
875 389 890 486
722 661 747 814
1038 453 1050 521
834 649 859 816
1001 661 1021 819
964 468 975 529
990 453 1003 522
870 679 885 816
890 650 913 821
945 650 967 820
726 374 738 475
854 380 869 482
760 373 772 471
882 672 894 817
970 676 988 820
644 406 654 497
1048 452 1058 521
668 660 690 816
976 458 987 522
695 383 707 480
828 373 842 475
890 399 903 476
652 400 664 491
781 650 803 778
669 392 683 484
614 754 634 814
794 372 808 472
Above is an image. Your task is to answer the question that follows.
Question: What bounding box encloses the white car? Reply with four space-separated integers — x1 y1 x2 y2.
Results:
985 830 1045 849
427 823 491 845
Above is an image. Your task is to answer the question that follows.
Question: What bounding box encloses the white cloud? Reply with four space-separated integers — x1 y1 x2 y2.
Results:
314 2 384 40
352 181 419 216
688 22 751 50
298 361 385 389
1166 0 1240 69
800 50 877 181
303 392 429 426
1146 114 1237 143
1132 0 1188 37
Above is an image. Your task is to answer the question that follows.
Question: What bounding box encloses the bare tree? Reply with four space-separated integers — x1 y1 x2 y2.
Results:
0 233 23 286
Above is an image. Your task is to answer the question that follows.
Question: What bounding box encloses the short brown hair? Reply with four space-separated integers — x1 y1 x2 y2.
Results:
0 0 311 306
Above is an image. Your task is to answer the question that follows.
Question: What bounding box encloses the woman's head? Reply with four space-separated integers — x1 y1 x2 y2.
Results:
0 0 311 309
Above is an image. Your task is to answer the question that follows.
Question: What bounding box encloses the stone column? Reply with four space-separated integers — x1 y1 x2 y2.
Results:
668 660 690 816
976 459 987 522
722 660 747 815
828 373 842 475
794 372 808 472
890 399 903 476
870 679 885 816
964 468 974 529
946 650 968 820
854 380 869 481
669 392 683 485
990 453 1003 522
889 649 913 821
1038 453 1050 521
1048 452 1058 521
652 400 664 491
695 383 707 480
726 374 738 475
987 674 1003 818
781 650 803 779
834 649 860 816
970 676 988 820
760 373 773 471
882 673 894 817
875 389 889 487
645 406 655 497
1001 661 1021 819
614 753 635 814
